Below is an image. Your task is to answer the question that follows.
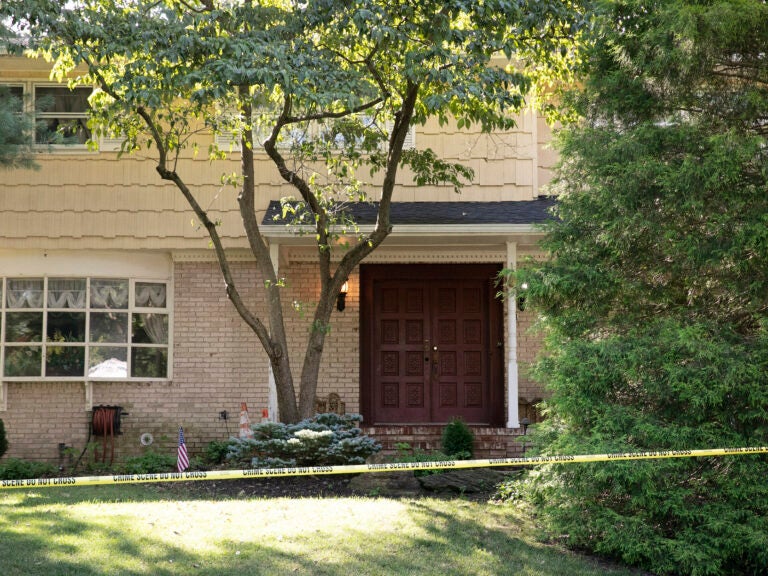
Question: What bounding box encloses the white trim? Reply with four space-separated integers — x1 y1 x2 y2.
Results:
285 246 507 264
506 241 519 429
0 382 6 412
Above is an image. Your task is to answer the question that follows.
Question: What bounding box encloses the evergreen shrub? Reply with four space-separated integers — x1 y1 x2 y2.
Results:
441 418 474 459
227 413 380 468
203 440 231 466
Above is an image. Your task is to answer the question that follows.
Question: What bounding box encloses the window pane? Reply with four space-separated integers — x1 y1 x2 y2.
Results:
36 118 91 145
47 311 86 342
36 86 90 112
48 278 86 309
4 346 42 377
90 312 129 343
88 346 128 378
135 282 167 308
6 278 43 308
131 347 167 378
132 313 168 344
90 279 129 309
46 345 85 377
35 86 91 145
5 312 43 342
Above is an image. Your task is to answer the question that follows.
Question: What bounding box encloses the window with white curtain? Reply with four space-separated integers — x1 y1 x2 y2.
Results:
1 277 170 380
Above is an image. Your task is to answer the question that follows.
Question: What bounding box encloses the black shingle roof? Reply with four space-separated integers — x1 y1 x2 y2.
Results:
262 198 556 226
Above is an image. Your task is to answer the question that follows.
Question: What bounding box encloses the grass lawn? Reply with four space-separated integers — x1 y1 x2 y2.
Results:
0 483 643 576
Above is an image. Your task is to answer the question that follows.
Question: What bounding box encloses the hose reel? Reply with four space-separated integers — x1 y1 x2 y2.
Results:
91 405 128 465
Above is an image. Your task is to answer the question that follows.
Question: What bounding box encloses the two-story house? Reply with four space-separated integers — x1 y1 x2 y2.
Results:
0 55 554 463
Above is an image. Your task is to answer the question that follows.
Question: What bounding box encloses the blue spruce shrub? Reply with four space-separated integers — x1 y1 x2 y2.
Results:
227 413 380 468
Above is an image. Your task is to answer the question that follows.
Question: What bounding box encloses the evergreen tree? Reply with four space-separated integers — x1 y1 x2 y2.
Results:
517 2 768 574
0 85 38 170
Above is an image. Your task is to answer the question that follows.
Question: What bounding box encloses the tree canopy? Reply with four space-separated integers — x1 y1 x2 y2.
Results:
1 0 586 422
515 1 768 574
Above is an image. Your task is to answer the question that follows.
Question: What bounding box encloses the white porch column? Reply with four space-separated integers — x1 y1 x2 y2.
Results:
267 242 280 422
506 241 520 428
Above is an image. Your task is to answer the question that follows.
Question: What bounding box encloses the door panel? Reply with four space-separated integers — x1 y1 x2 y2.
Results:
430 281 489 422
363 265 502 425
373 282 431 422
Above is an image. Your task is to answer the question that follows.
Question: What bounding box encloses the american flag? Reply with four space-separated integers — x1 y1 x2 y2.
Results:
177 426 189 472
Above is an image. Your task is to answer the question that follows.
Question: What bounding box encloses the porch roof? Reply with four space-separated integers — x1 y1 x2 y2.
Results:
262 197 556 227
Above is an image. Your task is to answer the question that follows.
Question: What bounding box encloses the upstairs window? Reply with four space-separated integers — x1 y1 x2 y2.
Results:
34 86 92 145
1 277 170 380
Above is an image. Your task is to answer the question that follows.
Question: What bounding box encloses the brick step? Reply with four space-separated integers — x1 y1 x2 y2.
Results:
360 425 529 459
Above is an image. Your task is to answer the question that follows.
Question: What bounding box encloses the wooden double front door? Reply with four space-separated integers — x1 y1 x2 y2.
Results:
360 264 504 425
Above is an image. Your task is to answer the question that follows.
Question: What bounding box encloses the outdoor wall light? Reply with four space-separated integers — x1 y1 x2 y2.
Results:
336 280 349 312
517 282 529 312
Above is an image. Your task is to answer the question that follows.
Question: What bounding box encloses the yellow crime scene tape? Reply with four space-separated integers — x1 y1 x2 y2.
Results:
1 446 766 490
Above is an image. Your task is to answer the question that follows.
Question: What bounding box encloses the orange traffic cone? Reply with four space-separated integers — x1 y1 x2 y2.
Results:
239 402 254 439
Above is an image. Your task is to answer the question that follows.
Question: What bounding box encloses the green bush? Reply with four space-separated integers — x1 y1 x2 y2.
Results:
0 418 7 459
0 458 58 480
227 413 380 468
204 440 231 466
441 418 474 459
119 450 177 474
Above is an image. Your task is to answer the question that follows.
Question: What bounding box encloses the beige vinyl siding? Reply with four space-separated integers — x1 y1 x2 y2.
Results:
1 56 550 250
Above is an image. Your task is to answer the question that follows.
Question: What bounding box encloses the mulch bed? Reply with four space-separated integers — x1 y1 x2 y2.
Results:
150 468 515 502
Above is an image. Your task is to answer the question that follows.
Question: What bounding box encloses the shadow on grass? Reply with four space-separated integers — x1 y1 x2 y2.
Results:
0 486 645 576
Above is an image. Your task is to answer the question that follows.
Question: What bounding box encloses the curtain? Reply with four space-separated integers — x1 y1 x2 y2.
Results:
90 279 129 309
139 313 168 344
48 278 86 309
6 279 44 308
135 283 166 308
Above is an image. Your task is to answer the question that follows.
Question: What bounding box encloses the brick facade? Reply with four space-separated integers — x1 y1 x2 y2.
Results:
0 257 547 464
